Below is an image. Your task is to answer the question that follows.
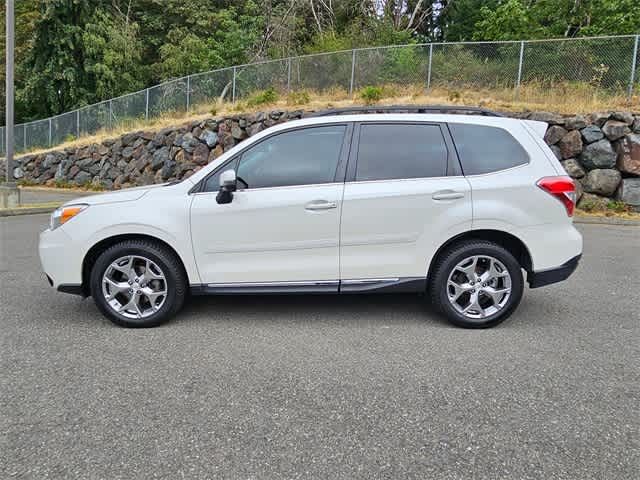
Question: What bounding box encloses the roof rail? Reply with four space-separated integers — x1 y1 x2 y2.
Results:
310 105 505 117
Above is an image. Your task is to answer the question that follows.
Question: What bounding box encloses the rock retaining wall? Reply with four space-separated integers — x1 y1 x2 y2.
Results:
3 108 640 210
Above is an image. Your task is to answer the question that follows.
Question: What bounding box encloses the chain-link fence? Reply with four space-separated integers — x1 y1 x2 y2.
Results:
2 34 639 156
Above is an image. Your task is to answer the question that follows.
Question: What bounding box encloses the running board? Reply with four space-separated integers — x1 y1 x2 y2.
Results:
190 278 425 295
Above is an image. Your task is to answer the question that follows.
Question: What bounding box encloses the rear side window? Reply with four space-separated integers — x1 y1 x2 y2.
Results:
449 123 529 175
355 123 448 181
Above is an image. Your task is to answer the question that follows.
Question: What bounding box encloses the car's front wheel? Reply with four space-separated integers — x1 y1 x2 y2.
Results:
429 240 524 328
90 239 187 328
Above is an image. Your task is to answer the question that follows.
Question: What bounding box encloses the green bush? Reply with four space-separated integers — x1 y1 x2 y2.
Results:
246 87 278 107
287 90 311 106
359 86 383 105
606 200 630 213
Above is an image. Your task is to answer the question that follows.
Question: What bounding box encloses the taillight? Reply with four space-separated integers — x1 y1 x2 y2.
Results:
537 176 576 217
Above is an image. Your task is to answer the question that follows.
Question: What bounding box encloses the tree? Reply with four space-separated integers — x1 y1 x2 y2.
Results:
473 0 539 41
473 0 640 41
156 3 264 79
439 0 499 41
18 1 146 120
83 9 145 101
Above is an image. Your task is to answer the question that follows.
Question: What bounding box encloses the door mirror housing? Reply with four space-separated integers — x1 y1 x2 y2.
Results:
216 169 237 204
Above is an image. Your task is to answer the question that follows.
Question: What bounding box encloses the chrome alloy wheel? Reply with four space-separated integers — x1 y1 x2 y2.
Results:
446 255 512 320
101 255 167 319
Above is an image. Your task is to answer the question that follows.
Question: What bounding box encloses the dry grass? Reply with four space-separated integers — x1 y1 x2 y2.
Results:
575 208 640 220
14 82 639 158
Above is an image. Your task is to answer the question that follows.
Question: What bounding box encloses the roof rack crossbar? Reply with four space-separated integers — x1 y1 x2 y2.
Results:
310 105 505 117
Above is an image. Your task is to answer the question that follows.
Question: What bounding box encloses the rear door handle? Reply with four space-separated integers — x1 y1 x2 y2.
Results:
305 200 337 211
432 190 465 201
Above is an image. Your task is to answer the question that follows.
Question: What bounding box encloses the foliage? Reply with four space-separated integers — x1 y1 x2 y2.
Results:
2 0 640 125
246 88 279 107
579 199 598 212
287 91 311 106
157 4 263 79
83 10 145 101
606 200 631 213
473 0 640 41
360 86 384 104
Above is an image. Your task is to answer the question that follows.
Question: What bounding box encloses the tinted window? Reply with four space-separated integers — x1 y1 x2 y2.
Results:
235 125 346 189
355 124 447 181
203 157 239 192
449 123 529 175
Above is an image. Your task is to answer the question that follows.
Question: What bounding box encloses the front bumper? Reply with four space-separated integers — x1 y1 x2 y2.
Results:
39 227 84 290
527 254 581 288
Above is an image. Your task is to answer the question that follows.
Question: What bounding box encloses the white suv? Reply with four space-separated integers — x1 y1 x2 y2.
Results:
39 107 582 329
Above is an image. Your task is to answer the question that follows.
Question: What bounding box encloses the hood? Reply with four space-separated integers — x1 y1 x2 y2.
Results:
62 183 168 207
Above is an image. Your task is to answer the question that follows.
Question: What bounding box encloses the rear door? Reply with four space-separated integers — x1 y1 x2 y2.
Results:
339 121 472 284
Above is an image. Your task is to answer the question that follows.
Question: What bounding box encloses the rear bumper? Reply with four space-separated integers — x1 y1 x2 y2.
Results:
527 254 581 288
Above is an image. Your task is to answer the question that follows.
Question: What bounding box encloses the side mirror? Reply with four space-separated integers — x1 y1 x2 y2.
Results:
216 169 237 204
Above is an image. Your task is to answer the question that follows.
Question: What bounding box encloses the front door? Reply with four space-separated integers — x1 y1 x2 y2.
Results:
190 124 351 287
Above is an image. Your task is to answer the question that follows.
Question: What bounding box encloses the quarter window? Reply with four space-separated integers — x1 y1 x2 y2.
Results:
234 125 346 189
355 124 448 181
449 123 529 175
203 158 239 192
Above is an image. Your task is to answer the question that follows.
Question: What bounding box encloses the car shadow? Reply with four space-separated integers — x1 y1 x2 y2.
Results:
179 292 454 328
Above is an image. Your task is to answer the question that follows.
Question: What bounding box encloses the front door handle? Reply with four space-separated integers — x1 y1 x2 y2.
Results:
432 190 464 201
305 200 337 211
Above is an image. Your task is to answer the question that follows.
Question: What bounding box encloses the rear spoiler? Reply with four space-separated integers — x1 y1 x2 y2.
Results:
522 120 548 138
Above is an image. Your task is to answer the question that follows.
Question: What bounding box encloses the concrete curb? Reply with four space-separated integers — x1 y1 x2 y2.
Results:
19 186 94 194
0 205 61 217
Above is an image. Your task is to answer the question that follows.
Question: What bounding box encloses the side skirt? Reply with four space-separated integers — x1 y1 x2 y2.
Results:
190 278 425 296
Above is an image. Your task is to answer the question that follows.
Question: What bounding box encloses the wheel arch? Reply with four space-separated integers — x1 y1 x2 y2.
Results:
81 233 189 297
427 229 533 282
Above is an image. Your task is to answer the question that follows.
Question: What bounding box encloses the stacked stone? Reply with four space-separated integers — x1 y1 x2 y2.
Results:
7 108 640 210
10 110 304 190
524 111 640 211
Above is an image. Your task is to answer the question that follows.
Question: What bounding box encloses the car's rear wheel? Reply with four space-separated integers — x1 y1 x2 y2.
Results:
429 240 524 328
90 240 187 328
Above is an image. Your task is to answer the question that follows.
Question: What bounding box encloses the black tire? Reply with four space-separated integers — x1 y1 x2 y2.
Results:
429 240 524 328
90 239 187 328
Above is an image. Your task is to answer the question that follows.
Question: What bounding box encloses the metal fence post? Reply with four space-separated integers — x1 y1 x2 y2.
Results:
76 110 80 138
516 41 525 98
23 124 26 151
145 88 150 120
629 35 639 100
48 118 52 147
186 75 191 112
232 66 237 103
349 50 356 95
109 100 113 130
427 44 433 90
287 58 292 93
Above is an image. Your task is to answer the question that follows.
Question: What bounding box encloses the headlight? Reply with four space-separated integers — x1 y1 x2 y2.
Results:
50 204 89 230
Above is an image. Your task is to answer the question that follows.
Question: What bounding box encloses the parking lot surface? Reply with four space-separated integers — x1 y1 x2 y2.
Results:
1 214 639 479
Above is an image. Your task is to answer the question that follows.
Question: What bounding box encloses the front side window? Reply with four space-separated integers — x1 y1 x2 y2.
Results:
355 123 448 181
233 125 346 189
449 123 529 175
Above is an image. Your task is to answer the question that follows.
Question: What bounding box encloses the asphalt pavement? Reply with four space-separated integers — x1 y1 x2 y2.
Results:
1 214 639 479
